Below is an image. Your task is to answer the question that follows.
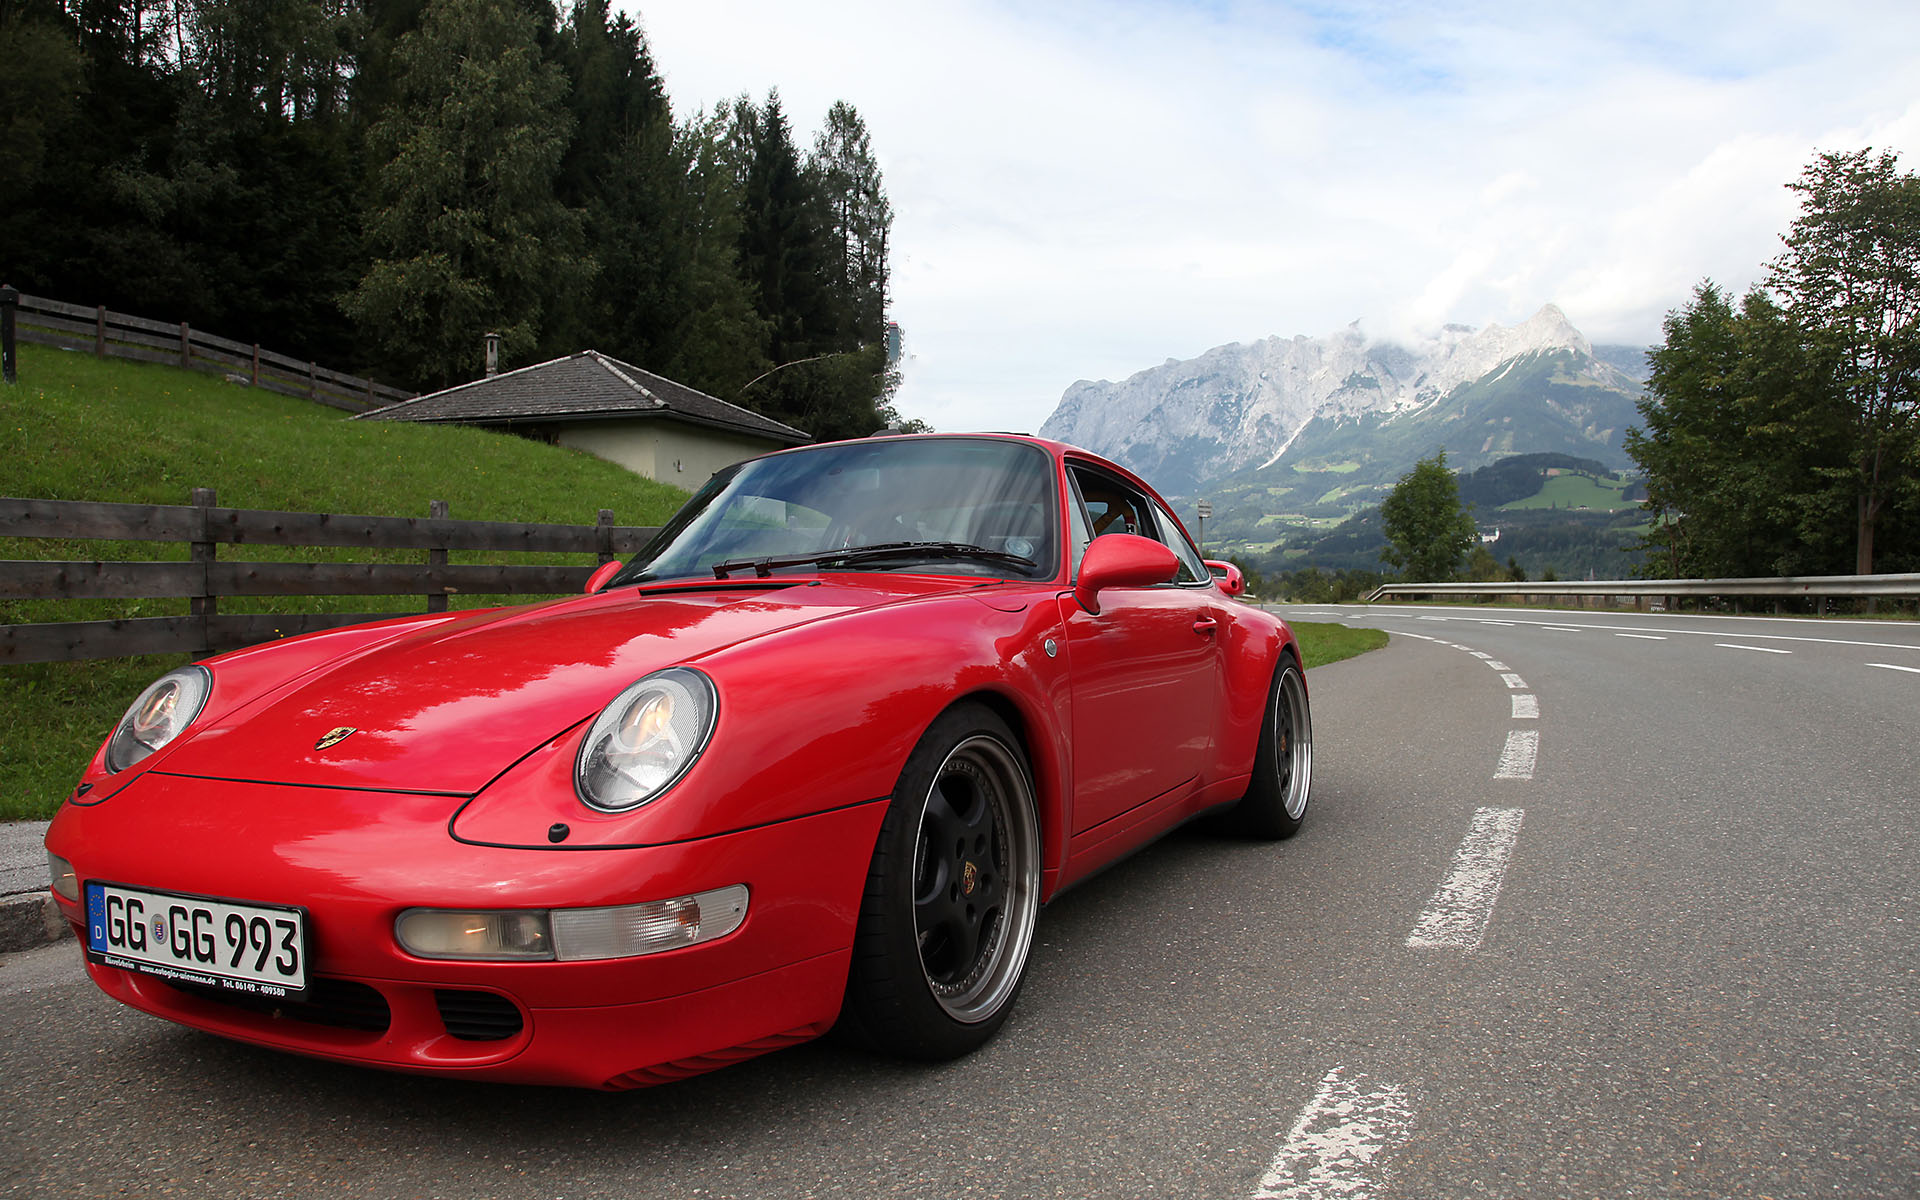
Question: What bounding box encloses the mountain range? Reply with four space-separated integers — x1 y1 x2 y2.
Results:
1038 304 1651 553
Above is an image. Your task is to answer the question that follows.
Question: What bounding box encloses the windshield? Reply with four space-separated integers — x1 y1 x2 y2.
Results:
613 438 1060 585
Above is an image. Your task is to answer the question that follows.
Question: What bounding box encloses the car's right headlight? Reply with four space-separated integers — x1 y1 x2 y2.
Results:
105 666 212 773
574 668 717 811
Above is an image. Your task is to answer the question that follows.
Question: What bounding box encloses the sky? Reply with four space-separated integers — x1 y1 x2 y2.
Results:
631 1 1920 434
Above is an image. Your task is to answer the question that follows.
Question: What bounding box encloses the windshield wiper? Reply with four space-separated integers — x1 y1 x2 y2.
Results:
711 541 1036 579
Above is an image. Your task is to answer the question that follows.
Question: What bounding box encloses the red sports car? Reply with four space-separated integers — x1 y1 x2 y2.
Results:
44 434 1312 1089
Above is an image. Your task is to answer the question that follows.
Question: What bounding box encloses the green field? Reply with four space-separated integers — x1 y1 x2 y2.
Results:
1500 472 1632 511
2 345 692 819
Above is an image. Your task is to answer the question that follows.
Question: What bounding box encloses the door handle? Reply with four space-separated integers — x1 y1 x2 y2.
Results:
1192 617 1219 635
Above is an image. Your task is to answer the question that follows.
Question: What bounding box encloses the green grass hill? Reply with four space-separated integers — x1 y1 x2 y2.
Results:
1 344 692 819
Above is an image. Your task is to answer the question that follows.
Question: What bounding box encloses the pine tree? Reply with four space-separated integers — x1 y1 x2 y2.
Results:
344 0 588 388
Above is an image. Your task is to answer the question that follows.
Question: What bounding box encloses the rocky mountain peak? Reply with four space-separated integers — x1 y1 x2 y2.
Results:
1038 304 1613 495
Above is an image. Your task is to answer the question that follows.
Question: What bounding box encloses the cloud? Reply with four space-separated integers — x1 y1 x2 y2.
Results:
631 0 1920 432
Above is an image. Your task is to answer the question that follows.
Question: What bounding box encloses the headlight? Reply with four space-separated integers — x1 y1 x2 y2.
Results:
105 666 212 773
575 668 716 811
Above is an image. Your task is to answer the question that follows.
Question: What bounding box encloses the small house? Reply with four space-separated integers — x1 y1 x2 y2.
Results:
357 351 809 483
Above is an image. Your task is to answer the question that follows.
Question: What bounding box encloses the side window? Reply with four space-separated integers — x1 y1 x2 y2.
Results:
1067 465 1207 585
1150 499 1209 585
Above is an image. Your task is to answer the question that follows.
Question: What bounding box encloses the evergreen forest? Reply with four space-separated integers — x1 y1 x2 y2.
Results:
1 0 907 441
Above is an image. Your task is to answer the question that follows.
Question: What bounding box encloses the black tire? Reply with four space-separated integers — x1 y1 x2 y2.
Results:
1225 652 1313 839
840 703 1042 1060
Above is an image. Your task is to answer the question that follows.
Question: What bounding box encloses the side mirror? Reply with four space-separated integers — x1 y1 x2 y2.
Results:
1205 559 1244 596
584 560 622 594
1073 534 1178 615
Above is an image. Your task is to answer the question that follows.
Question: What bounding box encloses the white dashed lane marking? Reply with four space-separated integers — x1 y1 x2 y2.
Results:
1869 662 1920 675
1717 643 1792 655
1500 673 1527 689
1616 633 1667 640
1512 694 1539 719
1253 1067 1415 1200
1495 730 1539 780
1408 807 1526 950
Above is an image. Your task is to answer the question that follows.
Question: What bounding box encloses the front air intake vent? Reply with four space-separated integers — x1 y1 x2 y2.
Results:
434 989 524 1041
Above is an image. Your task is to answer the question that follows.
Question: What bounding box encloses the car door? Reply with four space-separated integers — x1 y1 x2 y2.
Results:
1057 464 1224 835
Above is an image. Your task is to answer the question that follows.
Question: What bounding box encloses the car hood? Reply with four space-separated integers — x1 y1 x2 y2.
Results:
156 578 974 793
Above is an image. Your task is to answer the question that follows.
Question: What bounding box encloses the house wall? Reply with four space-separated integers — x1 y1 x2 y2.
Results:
556 420 791 485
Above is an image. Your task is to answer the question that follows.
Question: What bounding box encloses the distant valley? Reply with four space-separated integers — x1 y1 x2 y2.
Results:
1038 305 1654 576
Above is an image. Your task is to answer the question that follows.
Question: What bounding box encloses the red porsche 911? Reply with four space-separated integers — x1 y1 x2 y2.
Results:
43 433 1312 1089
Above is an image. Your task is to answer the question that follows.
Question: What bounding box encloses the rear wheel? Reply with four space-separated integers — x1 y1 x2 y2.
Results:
1226 652 1313 839
841 703 1041 1059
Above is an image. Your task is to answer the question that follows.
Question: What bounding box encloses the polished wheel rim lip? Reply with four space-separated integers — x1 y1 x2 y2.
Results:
1276 667 1314 821
913 734 1040 1024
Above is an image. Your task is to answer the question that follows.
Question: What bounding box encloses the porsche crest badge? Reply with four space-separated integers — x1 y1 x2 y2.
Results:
314 726 358 751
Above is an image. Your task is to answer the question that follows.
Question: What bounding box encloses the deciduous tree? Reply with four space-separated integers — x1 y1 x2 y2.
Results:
1767 149 1920 574
1379 449 1476 582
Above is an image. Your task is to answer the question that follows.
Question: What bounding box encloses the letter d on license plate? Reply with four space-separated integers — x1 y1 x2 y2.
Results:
85 882 308 998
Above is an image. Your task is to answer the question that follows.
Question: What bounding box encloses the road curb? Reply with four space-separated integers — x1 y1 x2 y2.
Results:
0 892 71 954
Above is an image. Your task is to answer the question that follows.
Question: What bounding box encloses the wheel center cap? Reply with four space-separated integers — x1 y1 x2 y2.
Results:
961 861 979 896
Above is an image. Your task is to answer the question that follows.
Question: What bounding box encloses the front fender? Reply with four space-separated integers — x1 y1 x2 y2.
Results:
451 593 1077 892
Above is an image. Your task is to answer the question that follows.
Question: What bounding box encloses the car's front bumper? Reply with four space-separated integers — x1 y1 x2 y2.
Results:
45 772 888 1089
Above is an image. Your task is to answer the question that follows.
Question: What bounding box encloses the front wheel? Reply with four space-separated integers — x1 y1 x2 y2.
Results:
840 703 1042 1060
1225 652 1313 839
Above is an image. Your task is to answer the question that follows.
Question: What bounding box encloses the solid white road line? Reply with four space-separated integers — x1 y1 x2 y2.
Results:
1868 662 1920 675
1495 730 1540 780
1500 673 1527 689
1408 807 1526 951
1512 694 1539 719
1716 643 1792 654
1253 1067 1415 1200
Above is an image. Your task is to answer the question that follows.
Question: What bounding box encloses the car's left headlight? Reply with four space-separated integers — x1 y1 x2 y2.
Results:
575 667 717 811
105 666 212 773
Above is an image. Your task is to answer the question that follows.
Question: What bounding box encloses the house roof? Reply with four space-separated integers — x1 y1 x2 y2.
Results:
356 351 810 445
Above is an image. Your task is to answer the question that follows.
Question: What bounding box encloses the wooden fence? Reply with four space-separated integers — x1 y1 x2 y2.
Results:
4 291 414 413
1 493 662 664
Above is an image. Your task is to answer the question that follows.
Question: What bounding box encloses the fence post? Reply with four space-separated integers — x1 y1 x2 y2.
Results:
180 322 191 369
190 487 217 658
251 344 260 387
307 361 316 400
596 509 615 565
427 500 449 613
0 284 17 384
94 305 105 357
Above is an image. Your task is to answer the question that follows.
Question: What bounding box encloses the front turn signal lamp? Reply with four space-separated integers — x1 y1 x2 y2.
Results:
48 852 78 903
395 885 748 963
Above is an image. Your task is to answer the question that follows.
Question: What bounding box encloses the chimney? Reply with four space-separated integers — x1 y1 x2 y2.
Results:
484 332 501 378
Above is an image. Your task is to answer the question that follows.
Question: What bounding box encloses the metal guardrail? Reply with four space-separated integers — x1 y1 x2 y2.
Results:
1364 573 1920 605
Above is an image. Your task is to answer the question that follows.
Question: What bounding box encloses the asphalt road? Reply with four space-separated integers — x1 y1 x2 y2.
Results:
3 604 1917 1199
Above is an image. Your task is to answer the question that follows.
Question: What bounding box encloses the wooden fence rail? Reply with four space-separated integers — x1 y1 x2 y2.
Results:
5 291 414 413
1 493 661 664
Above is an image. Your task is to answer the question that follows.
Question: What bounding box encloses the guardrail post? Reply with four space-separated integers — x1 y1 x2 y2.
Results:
190 487 217 658
596 509 615 565
427 500 449 613
0 284 17 384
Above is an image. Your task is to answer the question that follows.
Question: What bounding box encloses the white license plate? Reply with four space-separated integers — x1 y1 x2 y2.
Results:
85 882 308 998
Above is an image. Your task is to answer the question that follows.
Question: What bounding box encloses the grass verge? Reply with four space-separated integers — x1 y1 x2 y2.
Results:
1290 620 1390 670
